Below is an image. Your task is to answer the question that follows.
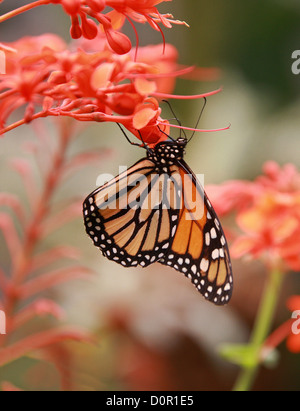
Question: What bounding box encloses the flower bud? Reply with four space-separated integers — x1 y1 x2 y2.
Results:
104 29 132 55
70 15 82 39
81 14 98 40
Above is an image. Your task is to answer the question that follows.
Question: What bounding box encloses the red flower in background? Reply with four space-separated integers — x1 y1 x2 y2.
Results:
207 161 300 271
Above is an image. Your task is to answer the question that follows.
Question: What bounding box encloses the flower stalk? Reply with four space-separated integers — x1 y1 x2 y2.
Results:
0 118 94 360
0 120 69 345
233 267 284 391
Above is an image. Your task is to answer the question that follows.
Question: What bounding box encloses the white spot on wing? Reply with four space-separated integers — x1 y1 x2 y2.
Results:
212 249 219 260
210 228 217 239
171 225 177 237
200 258 209 272
205 232 210 246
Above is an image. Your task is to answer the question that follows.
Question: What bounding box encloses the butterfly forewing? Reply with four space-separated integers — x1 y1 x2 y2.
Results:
83 159 181 268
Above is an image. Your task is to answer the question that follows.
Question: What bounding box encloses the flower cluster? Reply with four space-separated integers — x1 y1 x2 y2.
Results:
50 0 187 51
207 161 300 271
0 33 221 145
1 1 187 55
211 162 300 388
0 0 223 145
0 34 172 141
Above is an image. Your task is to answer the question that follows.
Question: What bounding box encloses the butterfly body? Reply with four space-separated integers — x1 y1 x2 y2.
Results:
83 137 233 305
147 137 186 172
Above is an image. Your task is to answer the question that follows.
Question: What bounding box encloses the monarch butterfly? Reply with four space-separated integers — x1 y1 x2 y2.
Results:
83 123 233 305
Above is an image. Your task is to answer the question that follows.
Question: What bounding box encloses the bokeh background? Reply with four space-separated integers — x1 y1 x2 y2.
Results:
0 0 300 390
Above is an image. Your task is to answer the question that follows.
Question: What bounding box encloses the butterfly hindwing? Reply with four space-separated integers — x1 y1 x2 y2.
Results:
158 162 233 305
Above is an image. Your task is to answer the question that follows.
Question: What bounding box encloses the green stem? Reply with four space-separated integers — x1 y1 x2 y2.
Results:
233 268 283 391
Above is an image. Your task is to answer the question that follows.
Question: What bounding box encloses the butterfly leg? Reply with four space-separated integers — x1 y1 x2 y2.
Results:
116 123 145 147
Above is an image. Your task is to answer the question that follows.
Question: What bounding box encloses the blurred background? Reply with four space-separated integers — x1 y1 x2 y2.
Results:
0 0 300 390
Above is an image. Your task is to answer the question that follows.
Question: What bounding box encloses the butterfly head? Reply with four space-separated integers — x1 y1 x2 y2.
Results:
176 137 188 147
147 138 188 169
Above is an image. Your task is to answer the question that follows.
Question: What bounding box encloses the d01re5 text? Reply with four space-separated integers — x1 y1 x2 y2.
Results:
150 396 193 406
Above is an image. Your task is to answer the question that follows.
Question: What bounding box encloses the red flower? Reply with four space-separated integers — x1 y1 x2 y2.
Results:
206 180 256 217
106 0 185 28
132 43 179 96
0 1 223 146
207 162 300 271
1 1 186 55
124 97 170 146
0 34 175 139
48 0 186 53
0 31 220 146
0 34 67 129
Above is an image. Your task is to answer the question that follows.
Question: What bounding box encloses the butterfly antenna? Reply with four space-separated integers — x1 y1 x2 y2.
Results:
157 125 176 142
188 97 207 143
162 100 188 140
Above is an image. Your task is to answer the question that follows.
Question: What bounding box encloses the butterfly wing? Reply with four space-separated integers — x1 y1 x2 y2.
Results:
158 161 233 305
83 158 181 268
